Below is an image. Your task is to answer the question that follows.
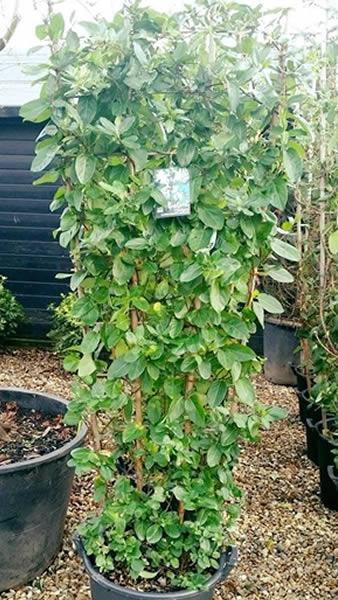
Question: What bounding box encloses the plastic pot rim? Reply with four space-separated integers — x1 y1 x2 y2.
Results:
75 536 237 598
0 387 87 474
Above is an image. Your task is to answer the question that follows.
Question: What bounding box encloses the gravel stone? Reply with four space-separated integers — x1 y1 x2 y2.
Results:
0 348 337 599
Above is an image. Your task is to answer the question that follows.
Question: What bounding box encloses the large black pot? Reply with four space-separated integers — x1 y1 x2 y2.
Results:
316 420 338 511
0 388 87 591
303 394 321 465
263 320 299 386
75 537 237 600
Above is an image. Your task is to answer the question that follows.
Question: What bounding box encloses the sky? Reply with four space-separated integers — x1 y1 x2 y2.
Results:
0 0 326 49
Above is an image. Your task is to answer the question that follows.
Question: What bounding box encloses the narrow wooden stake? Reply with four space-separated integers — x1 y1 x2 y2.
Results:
318 1 328 430
130 271 144 492
178 298 201 523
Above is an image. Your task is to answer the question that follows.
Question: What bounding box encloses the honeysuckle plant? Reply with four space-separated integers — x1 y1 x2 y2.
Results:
22 0 300 590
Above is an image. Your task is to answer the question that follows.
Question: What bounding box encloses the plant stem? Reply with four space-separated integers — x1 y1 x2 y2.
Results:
130 271 144 492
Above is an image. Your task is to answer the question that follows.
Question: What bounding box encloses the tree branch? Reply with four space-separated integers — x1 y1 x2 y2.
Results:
0 0 20 52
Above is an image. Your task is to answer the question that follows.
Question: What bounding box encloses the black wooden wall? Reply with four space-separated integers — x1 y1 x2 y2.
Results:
0 115 69 338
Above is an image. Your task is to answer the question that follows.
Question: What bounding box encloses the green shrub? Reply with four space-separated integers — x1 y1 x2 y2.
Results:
0 276 25 340
48 292 82 355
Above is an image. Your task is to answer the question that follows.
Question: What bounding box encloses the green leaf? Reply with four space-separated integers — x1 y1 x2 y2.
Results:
328 230 338 254
268 406 288 421
113 256 134 285
217 344 256 369
177 138 197 167
78 354 96 377
75 155 96 184
223 316 249 340
164 522 181 539
63 353 79 372
122 423 143 443
253 301 264 328
227 81 240 113
167 397 184 421
235 378 255 405
146 525 162 544
19 98 51 123
33 170 59 185
270 177 288 210
125 238 148 250
198 206 224 230
185 395 205 426
31 140 59 172
49 13 64 40
180 263 202 283
258 293 284 314
198 360 211 380
266 266 294 283
283 148 303 183
207 381 227 406
80 331 100 354
129 149 148 171
207 445 221 467
78 96 97 124
210 281 225 313
107 357 129 379
271 238 300 262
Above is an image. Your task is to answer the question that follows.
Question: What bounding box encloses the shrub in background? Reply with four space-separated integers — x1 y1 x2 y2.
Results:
48 293 82 355
0 276 25 341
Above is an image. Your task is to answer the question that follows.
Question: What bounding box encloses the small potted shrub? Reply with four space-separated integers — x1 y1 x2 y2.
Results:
0 275 25 342
24 1 298 597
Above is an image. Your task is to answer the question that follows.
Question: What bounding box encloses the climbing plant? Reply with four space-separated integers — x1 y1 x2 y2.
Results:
22 0 300 590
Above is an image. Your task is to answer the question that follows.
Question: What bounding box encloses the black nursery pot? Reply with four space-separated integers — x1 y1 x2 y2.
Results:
75 537 237 600
303 394 321 465
263 320 299 386
316 420 338 511
0 388 87 592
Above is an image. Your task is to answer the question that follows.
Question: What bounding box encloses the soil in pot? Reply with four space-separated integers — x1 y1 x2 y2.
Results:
75 537 237 600
0 400 75 465
0 388 87 592
316 420 338 511
263 320 299 386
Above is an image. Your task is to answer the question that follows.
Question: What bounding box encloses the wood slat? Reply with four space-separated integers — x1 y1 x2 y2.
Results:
1 267 68 282
0 212 58 227
8 281 68 296
0 226 55 242
0 184 56 198
0 198 56 213
0 240 65 256
0 253 70 270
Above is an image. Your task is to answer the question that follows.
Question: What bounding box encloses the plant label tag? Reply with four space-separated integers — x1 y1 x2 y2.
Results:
154 167 191 219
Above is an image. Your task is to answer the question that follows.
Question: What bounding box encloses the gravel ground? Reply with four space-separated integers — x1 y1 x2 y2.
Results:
0 348 337 600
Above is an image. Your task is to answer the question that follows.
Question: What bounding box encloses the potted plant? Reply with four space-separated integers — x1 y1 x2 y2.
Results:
0 388 87 591
23 1 298 596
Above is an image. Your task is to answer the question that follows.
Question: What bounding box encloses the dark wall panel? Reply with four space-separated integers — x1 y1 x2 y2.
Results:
0 117 70 338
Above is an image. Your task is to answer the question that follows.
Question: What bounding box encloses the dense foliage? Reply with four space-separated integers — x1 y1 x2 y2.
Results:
48 293 82 355
23 0 300 590
0 276 25 341
292 2 338 431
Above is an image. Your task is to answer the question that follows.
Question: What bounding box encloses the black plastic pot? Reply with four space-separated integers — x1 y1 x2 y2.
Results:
316 420 338 511
327 466 338 492
263 320 299 386
305 417 320 465
0 388 87 592
75 537 237 600
298 390 310 425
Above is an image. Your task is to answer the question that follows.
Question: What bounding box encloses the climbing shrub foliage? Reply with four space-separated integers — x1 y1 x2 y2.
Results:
23 0 299 590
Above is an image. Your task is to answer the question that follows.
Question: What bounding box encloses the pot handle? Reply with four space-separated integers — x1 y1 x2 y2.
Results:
219 546 238 581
